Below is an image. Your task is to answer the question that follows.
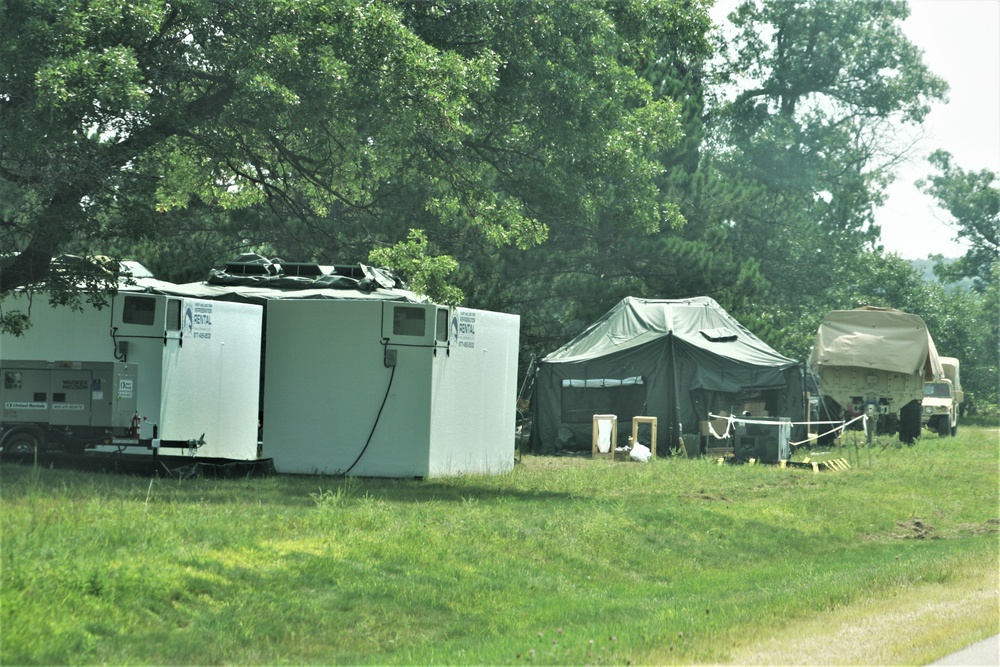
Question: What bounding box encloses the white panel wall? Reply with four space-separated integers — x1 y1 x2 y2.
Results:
159 299 262 459
2 293 128 360
427 308 519 476
262 300 519 478
263 300 434 476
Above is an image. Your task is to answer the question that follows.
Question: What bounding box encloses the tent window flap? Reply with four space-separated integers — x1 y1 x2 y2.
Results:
561 377 643 388
560 377 646 424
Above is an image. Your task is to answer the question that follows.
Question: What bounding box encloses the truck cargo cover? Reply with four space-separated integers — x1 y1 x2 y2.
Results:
808 307 943 379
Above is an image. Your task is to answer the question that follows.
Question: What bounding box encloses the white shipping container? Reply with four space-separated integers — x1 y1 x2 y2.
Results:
262 299 518 477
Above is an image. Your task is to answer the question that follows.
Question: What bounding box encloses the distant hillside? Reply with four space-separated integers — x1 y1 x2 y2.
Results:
909 257 974 290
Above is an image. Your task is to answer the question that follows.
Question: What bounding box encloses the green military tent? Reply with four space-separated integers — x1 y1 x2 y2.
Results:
528 296 804 455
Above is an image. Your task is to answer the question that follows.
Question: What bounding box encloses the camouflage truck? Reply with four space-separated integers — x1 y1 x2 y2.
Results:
808 307 944 444
922 356 963 437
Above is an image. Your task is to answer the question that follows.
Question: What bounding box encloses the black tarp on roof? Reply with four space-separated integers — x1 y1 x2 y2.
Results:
146 254 426 305
529 296 804 455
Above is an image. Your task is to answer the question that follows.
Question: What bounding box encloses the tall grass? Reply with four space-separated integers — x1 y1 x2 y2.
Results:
2 428 997 665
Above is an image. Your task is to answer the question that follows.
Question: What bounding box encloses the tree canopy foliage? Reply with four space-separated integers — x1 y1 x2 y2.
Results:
2 0 682 298
705 0 946 328
1 0 996 405
1 0 529 291
919 150 999 292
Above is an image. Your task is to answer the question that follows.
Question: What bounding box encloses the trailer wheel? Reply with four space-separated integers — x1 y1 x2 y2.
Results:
876 413 899 436
898 401 921 445
3 431 43 457
816 396 842 446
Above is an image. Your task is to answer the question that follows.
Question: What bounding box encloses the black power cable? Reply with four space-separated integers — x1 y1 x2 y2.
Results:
341 340 396 476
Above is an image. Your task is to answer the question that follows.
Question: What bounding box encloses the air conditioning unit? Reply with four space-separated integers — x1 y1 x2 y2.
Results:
382 303 451 347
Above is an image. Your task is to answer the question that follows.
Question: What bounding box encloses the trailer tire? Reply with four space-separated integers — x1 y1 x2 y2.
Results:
3 430 43 457
816 396 842 446
877 413 899 436
899 401 921 445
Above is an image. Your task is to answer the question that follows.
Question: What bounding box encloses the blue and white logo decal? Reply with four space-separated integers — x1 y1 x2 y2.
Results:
184 302 214 340
452 310 477 349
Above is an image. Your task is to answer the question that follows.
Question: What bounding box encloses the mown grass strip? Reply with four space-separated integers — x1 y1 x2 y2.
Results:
1 428 996 665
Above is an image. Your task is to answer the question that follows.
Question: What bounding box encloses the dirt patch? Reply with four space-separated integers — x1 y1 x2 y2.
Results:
894 517 938 539
956 518 1000 535
864 517 999 542
681 491 731 502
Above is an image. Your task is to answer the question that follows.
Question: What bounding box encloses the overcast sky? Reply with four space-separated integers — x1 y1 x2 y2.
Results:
876 0 1000 259
709 0 1000 260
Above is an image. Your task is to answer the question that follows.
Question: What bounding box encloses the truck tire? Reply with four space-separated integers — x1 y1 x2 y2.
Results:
937 416 952 437
2 430 43 457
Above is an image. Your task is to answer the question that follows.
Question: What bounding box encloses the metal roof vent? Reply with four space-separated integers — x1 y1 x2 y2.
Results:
225 253 278 276
700 327 738 342
281 263 324 277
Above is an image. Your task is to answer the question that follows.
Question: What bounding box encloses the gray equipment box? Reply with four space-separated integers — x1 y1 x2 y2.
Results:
1 360 138 429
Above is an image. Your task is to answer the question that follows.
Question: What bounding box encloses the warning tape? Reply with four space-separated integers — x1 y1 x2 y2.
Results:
706 412 869 447
789 414 868 447
702 414 862 472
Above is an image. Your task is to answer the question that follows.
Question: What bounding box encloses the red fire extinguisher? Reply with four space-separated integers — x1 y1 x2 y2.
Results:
131 412 141 439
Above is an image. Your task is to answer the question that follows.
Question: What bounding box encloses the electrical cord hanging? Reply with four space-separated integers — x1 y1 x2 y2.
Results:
341 341 396 476
111 327 127 361
110 296 126 361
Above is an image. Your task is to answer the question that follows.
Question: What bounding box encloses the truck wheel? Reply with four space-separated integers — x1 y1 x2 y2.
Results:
937 416 951 437
951 423 958 437
3 431 43 457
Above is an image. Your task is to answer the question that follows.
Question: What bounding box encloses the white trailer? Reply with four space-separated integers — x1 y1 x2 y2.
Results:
1 289 262 459
148 256 522 477
262 299 519 477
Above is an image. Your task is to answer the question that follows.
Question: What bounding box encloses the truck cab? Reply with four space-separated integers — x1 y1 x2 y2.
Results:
922 356 962 437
